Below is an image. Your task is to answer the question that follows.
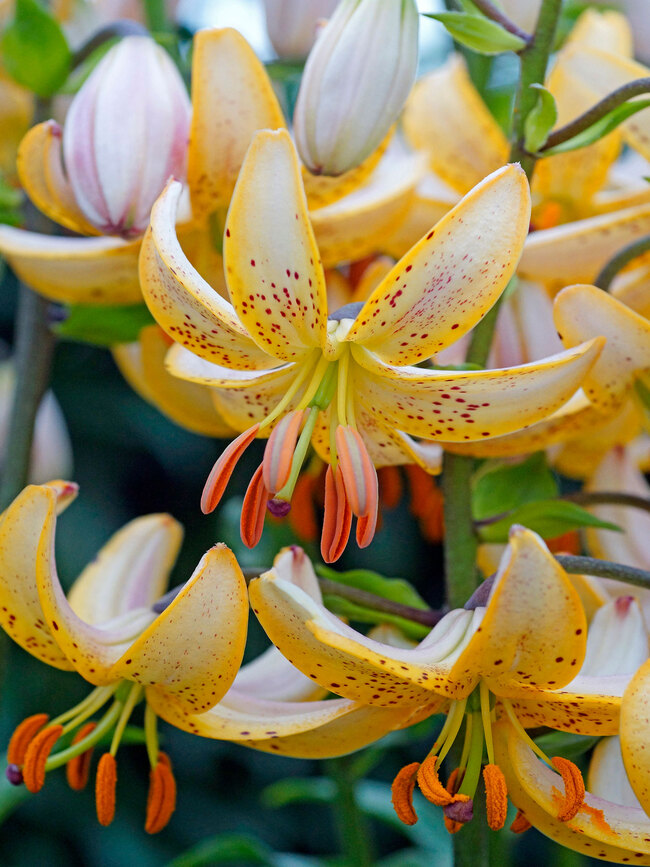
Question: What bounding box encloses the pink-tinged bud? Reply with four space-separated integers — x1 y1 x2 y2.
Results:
263 0 340 59
62 36 190 237
293 0 419 175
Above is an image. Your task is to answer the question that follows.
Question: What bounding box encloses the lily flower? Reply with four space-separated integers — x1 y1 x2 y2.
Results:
248 527 643 834
0 480 249 832
262 0 339 60
494 593 650 861
143 129 603 559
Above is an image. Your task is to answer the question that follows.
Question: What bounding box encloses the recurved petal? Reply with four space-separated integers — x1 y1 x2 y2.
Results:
250 564 483 706
0 483 77 670
346 165 531 365
621 660 650 815
0 227 142 304
147 688 423 758
589 736 642 810
311 149 423 269
67 513 183 624
567 8 633 55
139 180 278 369
520 202 650 291
187 28 285 221
402 55 509 195
224 130 328 359
113 326 237 438
350 338 604 442
17 121 100 236
232 644 325 702
110 544 248 712
211 365 304 431
554 284 650 410
494 720 650 863
452 527 587 694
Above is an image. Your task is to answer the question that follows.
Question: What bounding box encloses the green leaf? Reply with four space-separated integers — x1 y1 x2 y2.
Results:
472 453 558 521
478 499 622 543
1 0 71 96
424 12 527 55
524 83 558 153
54 304 155 346
321 596 429 640
168 833 276 867
262 777 337 809
542 99 650 156
534 731 601 762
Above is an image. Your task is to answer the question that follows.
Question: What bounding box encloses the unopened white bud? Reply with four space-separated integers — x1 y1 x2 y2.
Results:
63 35 191 237
263 0 340 59
293 0 419 176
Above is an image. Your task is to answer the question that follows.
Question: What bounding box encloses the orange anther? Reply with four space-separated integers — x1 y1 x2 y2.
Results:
356 508 377 549
335 425 378 518
65 722 97 791
552 756 585 822
446 767 463 796
418 756 470 807
377 466 403 510
201 424 260 514
145 752 177 834
287 472 319 541
510 809 532 834
95 753 117 826
262 410 305 493
22 724 63 793
156 751 172 770
444 815 463 834
7 713 49 765
321 465 352 563
483 764 508 831
391 762 419 826
240 463 270 548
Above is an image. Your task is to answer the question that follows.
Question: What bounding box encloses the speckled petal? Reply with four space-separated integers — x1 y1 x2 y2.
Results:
67 513 183 624
402 55 509 195
139 180 278 369
345 165 530 365
250 548 482 706
187 28 285 222
17 120 99 235
0 226 142 304
452 527 587 695
520 203 650 291
147 687 423 758
311 149 423 268
494 720 650 863
223 130 328 359
350 338 603 442
382 172 459 260
554 284 650 411
211 365 305 432
621 660 650 815
165 342 294 388
0 483 76 670
113 326 237 438
110 544 248 712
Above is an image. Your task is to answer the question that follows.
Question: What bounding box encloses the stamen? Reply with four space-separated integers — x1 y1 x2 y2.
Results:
336 350 351 426
501 699 553 765
95 753 117 826
22 724 63 793
551 756 585 822
241 464 270 548
510 809 531 834
7 713 49 765
262 410 306 493
444 815 463 834
66 722 97 791
479 681 495 766
483 764 508 830
433 699 468 767
287 467 322 541
321 465 352 563
144 702 160 769
446 767 464 796
418 756 470 807
335 426 377 517
259 352 321 431
391 762 420 825
356 510 377 549
145 752 176 834
444 798 474 825
58 685 118 734
296 356 333 412
109 683 143 757
201 425 260 514
45 699 123 772
274 408 320 505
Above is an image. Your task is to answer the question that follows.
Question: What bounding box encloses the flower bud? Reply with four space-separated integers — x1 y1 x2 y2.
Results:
293 0 419 175
62 35 190 237
263 0 340 59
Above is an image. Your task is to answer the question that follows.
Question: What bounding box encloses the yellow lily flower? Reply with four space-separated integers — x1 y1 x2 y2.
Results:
143 128 603 559
397 10 650 291
0 66 33 182
0 480 249 832
248 527 645 834
621 659 650 819
0 27 421 307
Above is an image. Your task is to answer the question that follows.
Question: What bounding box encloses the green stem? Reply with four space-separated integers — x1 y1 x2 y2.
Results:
0 286 56 510
594 235 650 290
561 491 650 515
326 756 373 867
442 452 478 609
143 0 169 32
555 555 650 588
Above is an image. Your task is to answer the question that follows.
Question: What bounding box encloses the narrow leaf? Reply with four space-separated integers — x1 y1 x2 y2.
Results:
322 595 429 640
55 304 155 346
524 83 558 153
543 99 650 156
425 12 526 55
315 566 429 611
534 731 601 762
472 453 558 521
478 500 621 543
